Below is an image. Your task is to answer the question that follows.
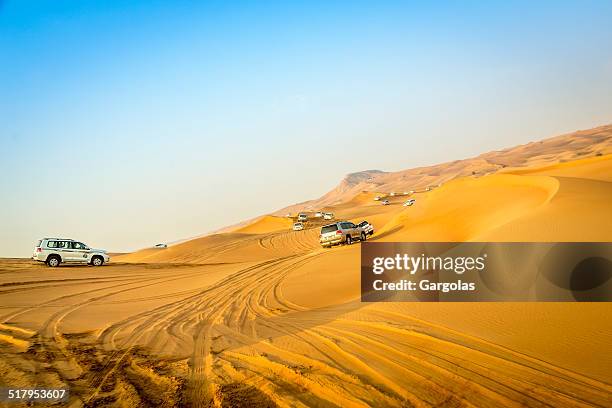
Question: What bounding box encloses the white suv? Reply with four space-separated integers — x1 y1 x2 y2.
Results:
32 238 110 267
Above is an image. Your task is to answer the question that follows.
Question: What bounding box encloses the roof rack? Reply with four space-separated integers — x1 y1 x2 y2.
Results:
43 237 75 241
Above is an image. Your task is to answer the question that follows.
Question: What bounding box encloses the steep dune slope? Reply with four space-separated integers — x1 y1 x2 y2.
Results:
375 173 560 242
371 154 612 243
481 154 612 241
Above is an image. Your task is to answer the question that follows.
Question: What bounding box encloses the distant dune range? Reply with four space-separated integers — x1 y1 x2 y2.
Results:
275 124 612 215
1 125 611 407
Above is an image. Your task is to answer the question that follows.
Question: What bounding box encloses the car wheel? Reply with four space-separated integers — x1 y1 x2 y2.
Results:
91 256 104 266
361 232 366 241
346 235 352 245
47 256 60 267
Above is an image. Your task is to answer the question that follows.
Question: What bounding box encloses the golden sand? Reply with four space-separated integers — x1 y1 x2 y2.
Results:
0 140 611 406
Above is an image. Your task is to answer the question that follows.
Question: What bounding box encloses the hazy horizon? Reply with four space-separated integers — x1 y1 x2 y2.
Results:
2 1 612 257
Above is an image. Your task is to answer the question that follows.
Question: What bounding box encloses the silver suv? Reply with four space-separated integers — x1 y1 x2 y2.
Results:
33 238 110 267
358 220 374 236
319 221 366 248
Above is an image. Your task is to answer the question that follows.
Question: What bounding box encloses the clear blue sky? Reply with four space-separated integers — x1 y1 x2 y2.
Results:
1 1 611 257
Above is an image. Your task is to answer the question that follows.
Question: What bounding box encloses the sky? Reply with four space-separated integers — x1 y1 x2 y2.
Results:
1 0 611 257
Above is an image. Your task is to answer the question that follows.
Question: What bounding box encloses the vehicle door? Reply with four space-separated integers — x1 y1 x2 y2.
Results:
61 241 80 262
70 241 90 263
46 240 66 260
348 222 360 239
340 222 352 238
54 240 75 261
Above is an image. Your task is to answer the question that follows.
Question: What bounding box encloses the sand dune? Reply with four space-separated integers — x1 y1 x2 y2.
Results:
1 127 612 407
276 124 611 215
233 215 294 235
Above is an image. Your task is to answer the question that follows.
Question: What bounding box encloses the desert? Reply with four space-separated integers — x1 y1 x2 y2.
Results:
0 125 611 407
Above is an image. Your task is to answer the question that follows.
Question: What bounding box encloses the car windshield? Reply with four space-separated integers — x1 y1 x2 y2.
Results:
359 221 368 227
321 225 337 234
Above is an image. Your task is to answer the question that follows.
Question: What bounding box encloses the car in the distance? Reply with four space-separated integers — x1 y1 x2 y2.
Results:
314 212 322 218
32 238 110 267
323 212 334 220
293 222 304 231
155 243 168 248
381 199 390 205
297 213 308 222
403 199 416 207
319 221 366 247
358 220 374 236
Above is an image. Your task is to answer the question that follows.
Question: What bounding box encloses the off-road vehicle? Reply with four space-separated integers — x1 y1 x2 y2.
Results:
33 238 110 267
319 222 366 248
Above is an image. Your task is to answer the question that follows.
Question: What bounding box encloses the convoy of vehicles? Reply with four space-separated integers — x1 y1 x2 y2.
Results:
373 188 422 201
32 184 428 262
32 238 110 267
34 185 430 263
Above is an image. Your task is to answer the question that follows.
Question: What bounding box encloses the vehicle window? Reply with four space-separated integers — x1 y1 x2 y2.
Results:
349 223 356 228
48 240 69 249
72 242 87 250
359 221 368 227
340 222 351 229
321 225 337 234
